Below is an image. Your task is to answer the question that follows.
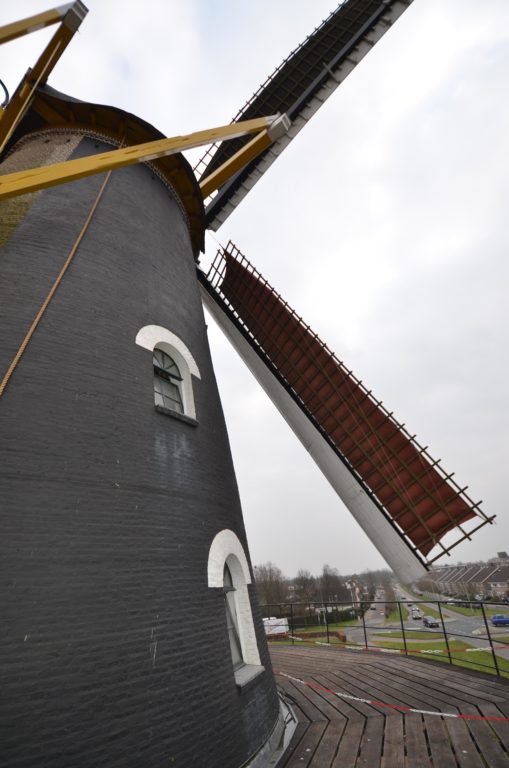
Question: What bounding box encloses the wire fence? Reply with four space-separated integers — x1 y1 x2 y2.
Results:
260 599 509 678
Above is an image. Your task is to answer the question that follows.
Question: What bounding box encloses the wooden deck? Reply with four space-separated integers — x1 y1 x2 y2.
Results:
271 645 509 767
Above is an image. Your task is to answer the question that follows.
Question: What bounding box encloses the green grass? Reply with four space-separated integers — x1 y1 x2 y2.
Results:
267 627 344 645
444 604 502 617
373 630 444 640
373 638 465 652
290 620 358 633
329 619 361 628
399 587 450 619
372 637 509 678
269 622 349 645
403 587 427 601
384 605 409 624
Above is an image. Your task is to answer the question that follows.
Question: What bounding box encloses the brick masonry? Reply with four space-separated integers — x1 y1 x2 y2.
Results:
0 134 280 767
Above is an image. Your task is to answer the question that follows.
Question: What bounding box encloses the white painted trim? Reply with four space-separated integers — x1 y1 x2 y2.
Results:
136 324 200 420
207 529 251 587
136 325 201 377
208 529 260 666
201 287 427 584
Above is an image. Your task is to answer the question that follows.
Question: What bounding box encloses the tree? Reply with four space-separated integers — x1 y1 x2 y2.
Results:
381 577 396 618
319 564 349 603
293 569 317 602
253 562 287 607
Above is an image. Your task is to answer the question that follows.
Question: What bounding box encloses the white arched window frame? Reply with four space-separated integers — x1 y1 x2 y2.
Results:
135 325 201 420
208 529 262 671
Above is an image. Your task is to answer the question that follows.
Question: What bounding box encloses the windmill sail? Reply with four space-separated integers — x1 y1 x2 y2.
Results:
199 244 493 583
196 0 415 230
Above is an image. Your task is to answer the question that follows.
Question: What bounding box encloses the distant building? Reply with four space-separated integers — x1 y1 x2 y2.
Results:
416 557 509 599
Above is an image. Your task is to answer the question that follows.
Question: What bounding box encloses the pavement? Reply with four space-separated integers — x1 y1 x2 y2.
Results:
342 585 509 664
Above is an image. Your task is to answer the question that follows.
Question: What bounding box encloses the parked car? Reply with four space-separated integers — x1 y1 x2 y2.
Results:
423 616 439 628
491 614 509 627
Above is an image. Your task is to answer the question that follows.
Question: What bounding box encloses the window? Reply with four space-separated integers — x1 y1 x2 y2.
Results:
224 563 244 670
135 325 201 422
153 348 184 414
207 530 263 686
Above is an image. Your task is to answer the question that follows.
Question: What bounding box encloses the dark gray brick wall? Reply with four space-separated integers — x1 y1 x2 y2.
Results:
0 135 279 767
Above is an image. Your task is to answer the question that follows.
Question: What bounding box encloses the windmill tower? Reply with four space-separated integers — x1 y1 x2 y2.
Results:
0 2 494 767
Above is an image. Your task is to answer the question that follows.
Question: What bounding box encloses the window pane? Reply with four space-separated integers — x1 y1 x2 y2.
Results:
154 374 184 414
224 564 243 669
226 599 243 668
153 348 182 379
160 378 184 413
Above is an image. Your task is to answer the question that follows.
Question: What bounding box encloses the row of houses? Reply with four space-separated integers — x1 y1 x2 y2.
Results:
416 553 509 599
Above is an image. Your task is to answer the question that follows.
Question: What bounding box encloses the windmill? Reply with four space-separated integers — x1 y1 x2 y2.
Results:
0 2 496 766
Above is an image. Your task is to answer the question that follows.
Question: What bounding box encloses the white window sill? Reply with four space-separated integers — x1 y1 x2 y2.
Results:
234 664 265 689
155 404 198 427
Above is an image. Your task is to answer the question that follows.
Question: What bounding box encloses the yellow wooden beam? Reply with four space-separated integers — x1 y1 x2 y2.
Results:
199 131 272 199
0 2 87 154
199 113 291 198
0 4 78 45
0 117 275 200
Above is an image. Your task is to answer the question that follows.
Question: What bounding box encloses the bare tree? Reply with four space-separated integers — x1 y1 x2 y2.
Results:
319 564 349 603
253 562 287 607
294 569 317 602
381 577 396 618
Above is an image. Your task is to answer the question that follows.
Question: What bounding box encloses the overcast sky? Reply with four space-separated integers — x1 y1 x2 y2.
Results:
2 1 508 578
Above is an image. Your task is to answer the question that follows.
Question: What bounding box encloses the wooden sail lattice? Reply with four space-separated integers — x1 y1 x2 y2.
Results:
195 0 415 230
201 242 494 563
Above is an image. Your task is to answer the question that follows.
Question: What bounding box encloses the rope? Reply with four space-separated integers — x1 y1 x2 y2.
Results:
0 170 112 398
0 77 9 107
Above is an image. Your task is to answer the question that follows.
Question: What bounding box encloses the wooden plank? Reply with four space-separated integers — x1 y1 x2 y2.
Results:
381 714 405 768
462 717 509 767
375 660 501 711
272 646 509 768
359 662 465 714
295 676 349 724
314 673 375 721
312 719 347 766
284 721 327 768
320 670 386 719
477 702 509 752
277 695 310 768
443 716 486 768
403 715 432 768
278 679 328 724
333 663 447 713
423 715 457 768
357 715 385 767
280 722 309 766
493 700 509 718
378 657 509 703
331 719 365 768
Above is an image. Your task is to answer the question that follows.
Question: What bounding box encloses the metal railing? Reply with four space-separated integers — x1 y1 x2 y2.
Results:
260 599 509 678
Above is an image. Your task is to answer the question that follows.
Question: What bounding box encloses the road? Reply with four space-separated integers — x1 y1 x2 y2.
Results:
342 585 509 664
